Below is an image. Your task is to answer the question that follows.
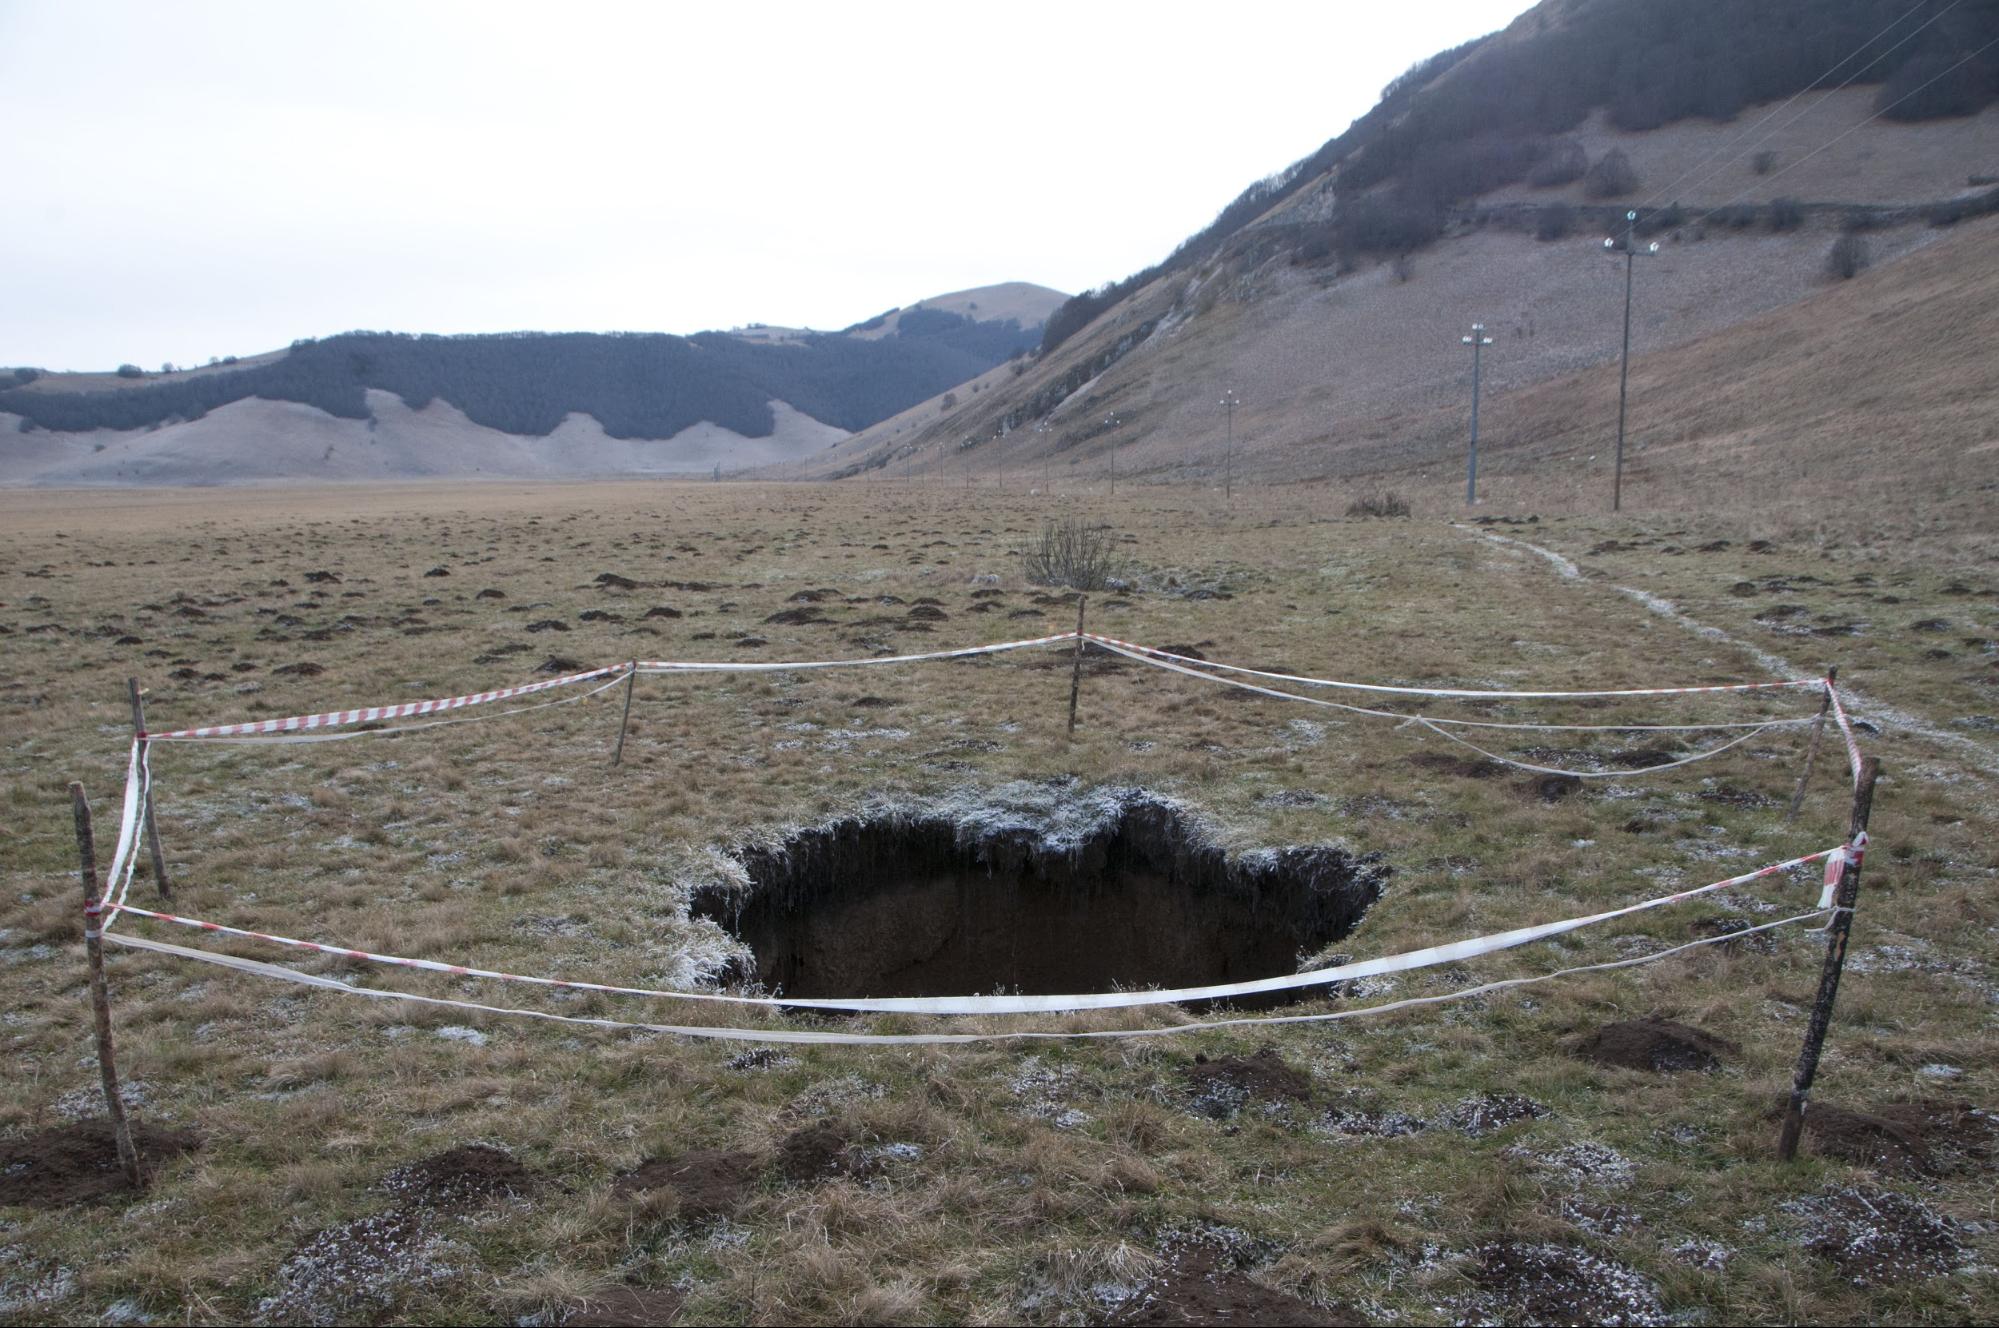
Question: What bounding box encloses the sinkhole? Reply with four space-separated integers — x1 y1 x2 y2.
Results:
691 789 1390 1006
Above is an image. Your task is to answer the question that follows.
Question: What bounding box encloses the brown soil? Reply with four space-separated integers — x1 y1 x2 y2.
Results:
1803 1099 1995 1178
1184 1048 1314 1119
777 1121 869 1183
613 1148 762 1220
1407 750 1510 780
1789 1185 1969 1287
1111 1249 1363 1327
0 1118 201 1209
1572 1016 1736 1072
565 1285 687 1326
1439 1092 1549 1137
1471 1242 1665 1325
380 1143 535 1208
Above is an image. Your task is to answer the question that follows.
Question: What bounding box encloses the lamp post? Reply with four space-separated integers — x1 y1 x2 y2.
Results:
1219 390 1239 502
1603 210 1658 513
1036 421 1051 493
1460 323 1492 505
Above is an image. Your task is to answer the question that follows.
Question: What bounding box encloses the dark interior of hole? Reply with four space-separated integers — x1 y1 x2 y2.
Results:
691 798 1389 1007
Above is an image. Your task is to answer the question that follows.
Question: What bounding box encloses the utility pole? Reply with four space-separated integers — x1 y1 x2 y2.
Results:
1036 421 1051 493
1219 390 1239 502
1460 324 1492 505
1104 413 1120 496
1603 210 1658 513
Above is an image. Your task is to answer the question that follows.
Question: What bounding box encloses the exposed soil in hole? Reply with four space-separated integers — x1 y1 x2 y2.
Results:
1470 1242 1664 1325
1571 1016 1735 1072
565 1286 687 1326
1110 1249 1363 1327
1801 1099 1995 1177
613 1148 762 1220
0 1118 202 1208
380 1143 535 1208
695 787 1388 1004
1184 1048 1314 1118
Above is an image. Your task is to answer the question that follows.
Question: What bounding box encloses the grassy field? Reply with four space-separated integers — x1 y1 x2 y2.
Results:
1 479 1993 1325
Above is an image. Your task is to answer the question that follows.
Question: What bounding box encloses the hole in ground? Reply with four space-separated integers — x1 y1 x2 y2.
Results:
692 789 1389 1005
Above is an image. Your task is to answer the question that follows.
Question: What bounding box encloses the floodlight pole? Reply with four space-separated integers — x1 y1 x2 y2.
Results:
1219 390 1240 502
1036 421 1051 493
1104 413 1120 496
1460 325 1492 505
1603 211 1658 513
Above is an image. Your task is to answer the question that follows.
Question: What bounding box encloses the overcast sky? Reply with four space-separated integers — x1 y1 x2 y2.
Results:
1 1 1522 371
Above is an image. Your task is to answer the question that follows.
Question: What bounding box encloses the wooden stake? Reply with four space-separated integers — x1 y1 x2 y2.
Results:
1065 595 1088 739
126 678 172 900
1776 755 1881 1162
1785 665 1836 823
71 782 143 1189
610 662 638 767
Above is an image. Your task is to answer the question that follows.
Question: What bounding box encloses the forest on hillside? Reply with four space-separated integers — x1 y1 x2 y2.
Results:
1040 0 1999 355
1 309 1037 439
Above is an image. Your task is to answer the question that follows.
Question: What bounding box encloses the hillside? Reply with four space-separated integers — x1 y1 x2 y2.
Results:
799 0 1999 514
0 283 1059 485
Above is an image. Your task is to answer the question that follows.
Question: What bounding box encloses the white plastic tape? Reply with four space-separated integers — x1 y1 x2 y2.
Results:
637 631 1077 674
106 908 1832 1046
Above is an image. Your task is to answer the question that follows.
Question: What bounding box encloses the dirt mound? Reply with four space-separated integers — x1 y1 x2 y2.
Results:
1111 1249 1362 1326
1407 750 1510 780
613 1148 762 1220
1572 1017 1735 1072
260 1207 462 1321
1804 1100 1995 1177
380 1143 534 1208
0 1118 201 1208
1471 1242 1664 1325
1439 1092 1549 1138
778 1121 869 1183
1185 1048 1313 1119
1786 1185 1969 1286
565 1285 686 1326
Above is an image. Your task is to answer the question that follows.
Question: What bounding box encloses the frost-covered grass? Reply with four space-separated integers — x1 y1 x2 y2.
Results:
0 480 1992 1325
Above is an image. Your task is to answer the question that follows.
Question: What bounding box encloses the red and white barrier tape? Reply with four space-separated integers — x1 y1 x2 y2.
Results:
150 664 627 741
1084 634 1825 701
1825 679 1866 787
102 847 1835 1014
106 905 1834 1046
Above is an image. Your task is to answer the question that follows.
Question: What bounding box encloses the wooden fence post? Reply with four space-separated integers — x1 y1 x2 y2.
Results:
1066 596 1089 739
1776 755 1881 1161
126 678 171 900
610 663 639 767
1785 665 1836 823
71 782 143 1189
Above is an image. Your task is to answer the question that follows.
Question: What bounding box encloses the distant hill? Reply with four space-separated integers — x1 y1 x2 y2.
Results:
0 283 1062 468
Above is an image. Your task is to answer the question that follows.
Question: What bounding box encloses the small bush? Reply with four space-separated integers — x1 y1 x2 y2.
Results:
1768 197 1803 231
1583 148 1638 200
1712 204 1759 230
1022 517 1124 591
1826 232 1870 280
1752 149 1777 176
1346 492 1411 519
1528 138 1587 188
11 367 39 385
1535 203 1575 241
1391 253 1416 283
115 363 144 379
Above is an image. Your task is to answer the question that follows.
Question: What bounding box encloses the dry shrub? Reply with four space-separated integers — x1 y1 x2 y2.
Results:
1346 491 1412 519
1022 517 1123 591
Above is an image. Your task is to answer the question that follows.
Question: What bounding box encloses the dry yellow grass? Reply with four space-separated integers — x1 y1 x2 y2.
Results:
0 480 1993 1324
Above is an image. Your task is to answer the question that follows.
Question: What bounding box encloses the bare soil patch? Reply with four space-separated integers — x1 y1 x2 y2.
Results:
1471 1241 1665 1326
613 1148 762 1221
565 1285 687 1326
1803 1099 1995 1178
1110 1248 1362 1326
1785 1185 1970 1287
1184 1048 1314 1119
0 1118 201 1209
380 1143 535 1209
1572 1016 1735 1072
777 1120 869 1183
259 1207 463 1321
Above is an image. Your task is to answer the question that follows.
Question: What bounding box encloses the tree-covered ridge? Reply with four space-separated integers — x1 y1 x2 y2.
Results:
1 311 1039 439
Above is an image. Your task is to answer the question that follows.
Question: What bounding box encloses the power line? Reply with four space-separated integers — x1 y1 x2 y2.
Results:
1689 30 1999 231
1635 1 1954 213
1641 0 1963 214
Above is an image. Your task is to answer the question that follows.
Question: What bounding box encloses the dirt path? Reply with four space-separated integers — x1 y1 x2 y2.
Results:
1462 526 1999 784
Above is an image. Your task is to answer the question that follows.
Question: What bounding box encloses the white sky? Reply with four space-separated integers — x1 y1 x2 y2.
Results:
1 1 1523 371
